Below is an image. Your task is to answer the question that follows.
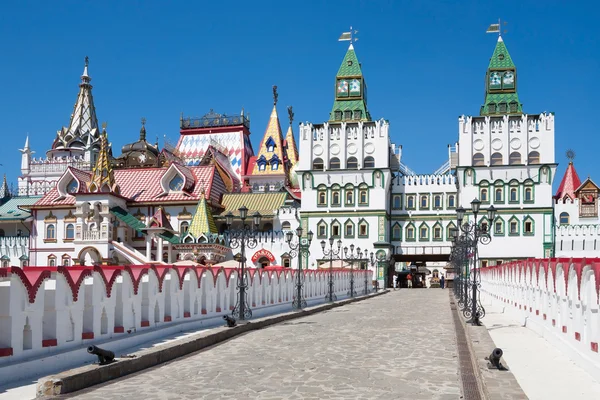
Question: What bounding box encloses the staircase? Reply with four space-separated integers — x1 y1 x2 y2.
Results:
111 241 152 265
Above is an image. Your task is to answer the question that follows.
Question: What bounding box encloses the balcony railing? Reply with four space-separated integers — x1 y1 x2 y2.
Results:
181 110 250 130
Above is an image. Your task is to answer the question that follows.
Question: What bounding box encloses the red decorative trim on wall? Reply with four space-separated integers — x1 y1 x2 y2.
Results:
184 312 191 318
114 326 124 333
164 316 172 322
141 320 150 327
562 326 567 333
0 348 13 357
575 332 581 341
552 319 556 326
42 339 57 347
201 309 207 314
591 342 598 353
82 332 94 340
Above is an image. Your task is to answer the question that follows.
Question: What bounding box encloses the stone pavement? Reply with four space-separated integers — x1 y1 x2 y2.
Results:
66 290 462 400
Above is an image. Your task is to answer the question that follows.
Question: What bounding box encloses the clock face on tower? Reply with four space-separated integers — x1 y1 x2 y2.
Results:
489 72 501 89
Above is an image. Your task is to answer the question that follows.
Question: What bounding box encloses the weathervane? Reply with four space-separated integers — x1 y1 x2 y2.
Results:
85 56 89 66
339 26 359 44
101 122 107 130
141 117 146 126
486 19 508 37
272 85 278 105
566 149 576 162
287 106 294 125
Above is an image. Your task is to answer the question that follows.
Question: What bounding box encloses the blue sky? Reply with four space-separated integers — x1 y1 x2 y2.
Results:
0 0 598 190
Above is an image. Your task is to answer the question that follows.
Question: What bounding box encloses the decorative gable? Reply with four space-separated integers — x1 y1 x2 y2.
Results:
576 178 599 218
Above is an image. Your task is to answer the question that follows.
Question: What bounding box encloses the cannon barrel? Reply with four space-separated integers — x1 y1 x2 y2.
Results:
87 345 115 364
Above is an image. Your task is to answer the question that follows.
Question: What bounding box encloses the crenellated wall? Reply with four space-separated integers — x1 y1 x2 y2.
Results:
480 258 600 379
0 265 369 363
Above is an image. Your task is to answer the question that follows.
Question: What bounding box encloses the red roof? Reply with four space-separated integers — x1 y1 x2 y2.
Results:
34 165 222 207
554 162 581 201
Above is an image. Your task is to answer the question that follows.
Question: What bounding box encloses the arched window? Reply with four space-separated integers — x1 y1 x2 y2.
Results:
473 153 485 166
180 221 189 234
318 191 327 205
330 157 341 170
491 152 503 166
65 224 75 239
345 189 354 205
448 195 455 208
434 195 441 208
509 152 521 165
281 221 291 230
358 186 368 205
392 225 401 240
559 212 570 225
393 195 401 209
480 188 488 202
495 187 503 202
169 175 184 191
406 225 415 240
332 190 340 205
46 224 56 240
347 157 358 169
528 151 540 164
510 186 518 202
407 195 415 209
312 158 324 171
363 156 375 168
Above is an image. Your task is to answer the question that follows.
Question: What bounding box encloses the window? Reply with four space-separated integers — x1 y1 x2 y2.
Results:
67 179 78 194
317 187 327 206
169 175 184 191
524 220 533 235
473 153 485 166
353 110 362 120
48 257 56 267
509 152 521 165
1 260 8 268
363 156 375 168
334 111 342 121
420 195 429 209
446 223 457 240
491 153 503 166
358 221 368 237
344 110 352 120
488 103 496 113
419 225 429 240
312 158 324 170
406 226 415 240
345 188 354 205
498 103 507 113
180 221 189 234
481 188 489 202
433 226 442 240
331 222 341 238
393 195 402 209
448 195 455 208
270 160 279 171
559 212 569 225
332 190 340 206
358 187 368 205
65 224 75 240
434 195 441 209
524 186 533 202
392 225 401 240
330 157 341 170
510 187 518 202
495 221 504 235
407 195 415 209
528 151 540 164
495 187 503 202
258 162 266 171
509 102 518 113
509 220 519 235
281 221 291 230
317 221 327 238
345 222 354 237
283 257 291 268
46 224 56 240
347 157 358 169
63 257 70 266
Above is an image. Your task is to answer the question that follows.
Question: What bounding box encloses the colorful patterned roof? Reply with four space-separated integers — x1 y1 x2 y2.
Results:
88 129 119 194
336 44 362 77
0 196 42 221
554 162 581 200
189 191 218 237
250 103 286 177
220 192 288 217
284 125 298 167
33 164 223 207
480 36 523 116
329 44 371 122
149 206 174 231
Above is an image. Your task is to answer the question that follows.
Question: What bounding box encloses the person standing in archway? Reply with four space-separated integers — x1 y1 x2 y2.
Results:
440 274 445 289
407 273 412 288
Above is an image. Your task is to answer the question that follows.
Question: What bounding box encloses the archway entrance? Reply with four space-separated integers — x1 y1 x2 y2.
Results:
77 247 102 266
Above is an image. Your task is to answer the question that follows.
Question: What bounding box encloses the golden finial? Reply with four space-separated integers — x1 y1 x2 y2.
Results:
272 85 278 105
566 149 576 163
287 106 294 125
101 121 107 130
141 117 146 126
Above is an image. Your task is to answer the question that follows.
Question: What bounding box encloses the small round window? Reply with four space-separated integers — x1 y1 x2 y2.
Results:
498 54 505 60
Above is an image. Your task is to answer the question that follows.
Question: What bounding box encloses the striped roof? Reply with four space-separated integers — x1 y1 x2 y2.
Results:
0 196 42 221
189 192 218 237
220 192 288 217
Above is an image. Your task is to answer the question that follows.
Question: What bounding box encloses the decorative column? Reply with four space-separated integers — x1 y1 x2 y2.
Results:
146 234 152 261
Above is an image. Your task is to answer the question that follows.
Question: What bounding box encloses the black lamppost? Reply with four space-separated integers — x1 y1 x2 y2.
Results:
226 206 261 321
343 244 363 297
449 227 467 307
369 251 387 292
456 199 496 326
321 237 342 302
285 227 313 310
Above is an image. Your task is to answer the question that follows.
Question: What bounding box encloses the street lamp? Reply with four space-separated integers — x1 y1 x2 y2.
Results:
226 206 262 321
321 237 342 302
343 244 363 297
369 251 388 292
285 226 313 310
456 198 496 325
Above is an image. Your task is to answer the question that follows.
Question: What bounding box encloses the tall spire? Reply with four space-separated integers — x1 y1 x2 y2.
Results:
0 175 10 200
329 43 370 122
480 36 523 115
284 106 298 167
251 86 286 177
554 151 581 201
188 190 218 237
88 123 119 194
66 56 99 138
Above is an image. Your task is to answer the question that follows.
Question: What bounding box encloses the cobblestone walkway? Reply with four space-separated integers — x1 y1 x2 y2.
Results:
68 290 461 400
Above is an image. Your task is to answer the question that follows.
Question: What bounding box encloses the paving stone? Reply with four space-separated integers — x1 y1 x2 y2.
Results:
67 290 462 399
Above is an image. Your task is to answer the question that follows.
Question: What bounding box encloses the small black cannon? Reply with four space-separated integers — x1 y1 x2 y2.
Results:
223 315 237 327
87 345 115 365
486 347 506 370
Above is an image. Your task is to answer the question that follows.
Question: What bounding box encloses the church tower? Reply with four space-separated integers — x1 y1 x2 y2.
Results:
456 32 556 262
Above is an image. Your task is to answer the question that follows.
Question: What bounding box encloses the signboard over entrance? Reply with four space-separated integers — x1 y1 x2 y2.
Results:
251 249 275 263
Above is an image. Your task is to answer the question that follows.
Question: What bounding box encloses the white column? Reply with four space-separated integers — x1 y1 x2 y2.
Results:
167 243 173 263
146 234 152 261
157 236 164 262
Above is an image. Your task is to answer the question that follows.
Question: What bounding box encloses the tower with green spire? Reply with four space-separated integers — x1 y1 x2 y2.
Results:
480 36 523 115
329 44 371 122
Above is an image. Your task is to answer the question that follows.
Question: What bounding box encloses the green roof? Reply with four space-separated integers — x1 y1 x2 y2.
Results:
336 44 363 77
111 206 178 244
220 192 288 217
189 194 218 237
488 37 515 69
0 196 41 221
